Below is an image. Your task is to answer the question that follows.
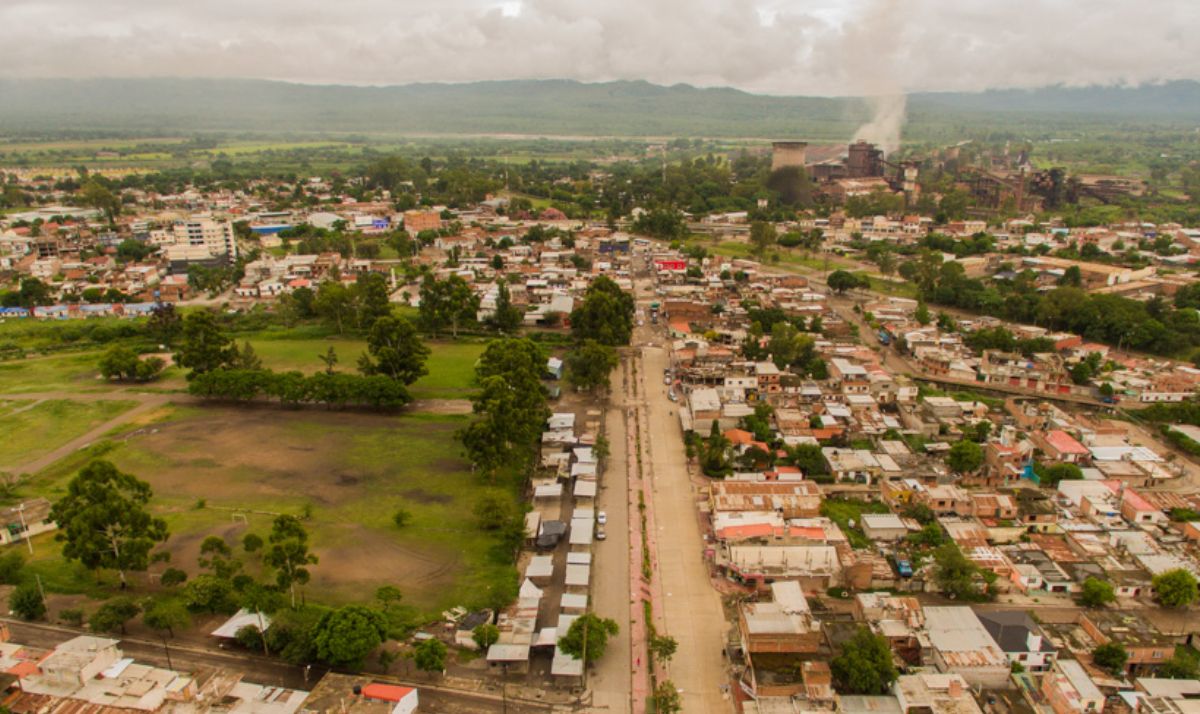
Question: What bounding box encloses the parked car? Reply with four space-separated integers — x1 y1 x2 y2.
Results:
596 527 607 541
597 511 607 525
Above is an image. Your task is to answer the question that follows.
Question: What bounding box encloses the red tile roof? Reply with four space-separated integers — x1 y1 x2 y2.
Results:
1044 429 1089 456
362 684 416 702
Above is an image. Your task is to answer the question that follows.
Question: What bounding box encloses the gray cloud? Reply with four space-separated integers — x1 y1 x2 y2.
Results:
0 0 1196 94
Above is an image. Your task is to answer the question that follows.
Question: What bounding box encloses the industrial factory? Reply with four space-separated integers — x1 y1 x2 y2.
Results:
772 140 921 206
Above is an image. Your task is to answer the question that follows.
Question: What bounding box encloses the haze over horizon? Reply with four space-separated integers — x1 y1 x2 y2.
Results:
1 0 1196 97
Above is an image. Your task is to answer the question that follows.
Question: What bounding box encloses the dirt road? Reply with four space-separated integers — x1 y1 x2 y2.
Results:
589 365 633 713
0 390 176 474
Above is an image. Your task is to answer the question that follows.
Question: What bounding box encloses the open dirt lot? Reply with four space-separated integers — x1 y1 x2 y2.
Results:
27 403 515 614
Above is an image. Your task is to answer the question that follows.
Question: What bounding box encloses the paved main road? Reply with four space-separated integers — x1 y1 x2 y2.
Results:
639 344 731 713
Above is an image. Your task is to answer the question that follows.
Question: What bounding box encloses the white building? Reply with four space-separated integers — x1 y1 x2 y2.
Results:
172 218 238 260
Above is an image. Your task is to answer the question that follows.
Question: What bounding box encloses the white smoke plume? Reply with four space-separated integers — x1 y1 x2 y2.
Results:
834 0 908 155
853 94 907 155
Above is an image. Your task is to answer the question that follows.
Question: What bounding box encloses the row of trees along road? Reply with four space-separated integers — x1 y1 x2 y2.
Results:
177 308 428 408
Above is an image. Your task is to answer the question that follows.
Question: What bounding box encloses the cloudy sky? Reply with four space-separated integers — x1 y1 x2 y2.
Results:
0 0 1195 95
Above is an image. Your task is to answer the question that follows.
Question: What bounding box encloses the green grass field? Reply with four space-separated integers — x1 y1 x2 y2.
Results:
19 404 515 613
246 335 484 399
0 349 186 395
0 398 137 471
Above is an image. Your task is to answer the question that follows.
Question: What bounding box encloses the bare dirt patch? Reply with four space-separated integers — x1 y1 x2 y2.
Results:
102 405 487 611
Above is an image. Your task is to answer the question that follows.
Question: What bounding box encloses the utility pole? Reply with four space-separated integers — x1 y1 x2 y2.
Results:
17 502 33 555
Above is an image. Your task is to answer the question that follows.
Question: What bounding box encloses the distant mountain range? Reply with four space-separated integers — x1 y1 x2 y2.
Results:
0 77 1197 138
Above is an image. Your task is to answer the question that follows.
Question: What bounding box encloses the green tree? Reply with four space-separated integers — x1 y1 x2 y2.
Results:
229 341 263 370
174 311 235 378
413 637 448 675
50 460 169 587
143 599 192 637
569 275 635 346
749 221 777 258
242 533 264 553
419 274 479 337
651 681 683 714
9 583 45 621
81 178 121 223
473 623 500 651
827 270 861 294
183 574 237 613
160 567 188 587
14 278 53 308
460 338 549 477
357 316 430 385
315 281 354 334
908 523 946 548
1160 647 1200 679
147 303 183 346
116 238 154 262
487 281 523 334
1093 641 1128 675
1154 569 1199 608
768 322 815 370
264 515 319 608
90 597 141 634
915 301 932 326
557 613 619 664
787 443 828 475
700 420 732 478
375 585 403 613
831 626 898 694
0 550 25 585
99 345 166 382
473 494 518 531
1079 577 1116 608
1041 462 1084 488
947 440 984 474
319 347 339 374
198 535 242 580
565 340 619 393
313 605 389 670
649 633 678 664
933 543 993 601
353 271 392 330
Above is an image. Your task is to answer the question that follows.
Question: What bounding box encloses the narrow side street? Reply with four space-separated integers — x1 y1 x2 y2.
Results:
589 364 633 713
